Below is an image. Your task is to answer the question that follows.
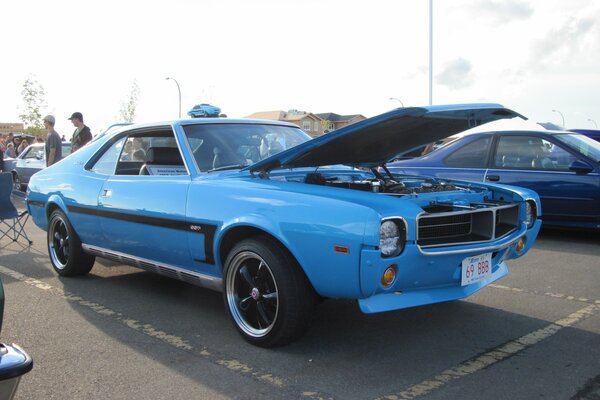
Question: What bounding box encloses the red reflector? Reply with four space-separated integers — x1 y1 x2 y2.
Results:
334 245 349 254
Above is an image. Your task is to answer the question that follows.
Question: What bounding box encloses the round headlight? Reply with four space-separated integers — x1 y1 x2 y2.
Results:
380 220 406 257
525 200 537 228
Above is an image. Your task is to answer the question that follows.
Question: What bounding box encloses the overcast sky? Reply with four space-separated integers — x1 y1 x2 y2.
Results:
1 0 599 137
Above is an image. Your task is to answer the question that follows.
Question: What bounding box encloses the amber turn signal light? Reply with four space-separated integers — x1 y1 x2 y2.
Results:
516 236 526 253
381 265 397 288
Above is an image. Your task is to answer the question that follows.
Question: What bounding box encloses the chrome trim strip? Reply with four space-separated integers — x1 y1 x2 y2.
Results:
81 244 222 292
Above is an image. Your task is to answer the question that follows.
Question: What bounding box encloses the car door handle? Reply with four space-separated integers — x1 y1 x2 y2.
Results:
486 175 500 182
100 189 112 198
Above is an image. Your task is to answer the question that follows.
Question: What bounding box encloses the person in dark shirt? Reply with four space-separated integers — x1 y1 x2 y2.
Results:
43 115 62 166
68 112 92 152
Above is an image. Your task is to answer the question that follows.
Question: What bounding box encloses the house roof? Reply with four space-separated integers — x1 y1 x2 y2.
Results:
315 113 365 122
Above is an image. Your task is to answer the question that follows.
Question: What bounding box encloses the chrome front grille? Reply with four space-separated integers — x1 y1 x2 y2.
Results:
417 204 519 247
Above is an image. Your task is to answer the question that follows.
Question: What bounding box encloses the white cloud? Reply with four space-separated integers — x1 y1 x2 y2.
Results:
529 14 598 70
435 58 474 90
470 0 534 24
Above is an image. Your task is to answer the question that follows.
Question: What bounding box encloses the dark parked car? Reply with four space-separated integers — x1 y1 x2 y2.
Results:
11 142 72 191
388 130 600 230
187 103 221 118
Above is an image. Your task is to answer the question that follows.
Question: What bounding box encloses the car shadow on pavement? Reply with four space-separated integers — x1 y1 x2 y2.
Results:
535 227 600 257
53 262 600 400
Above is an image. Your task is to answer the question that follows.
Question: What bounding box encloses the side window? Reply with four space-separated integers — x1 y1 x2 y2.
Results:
544 141 577 170
444 137 491 168
91 137 126 175
493 136 572 170
23 147 43 160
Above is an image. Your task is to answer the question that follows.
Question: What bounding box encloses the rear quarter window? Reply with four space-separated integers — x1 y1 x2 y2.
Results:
444 136 492 168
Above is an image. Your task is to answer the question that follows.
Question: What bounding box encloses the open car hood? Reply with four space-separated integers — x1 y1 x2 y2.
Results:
248 103 525 173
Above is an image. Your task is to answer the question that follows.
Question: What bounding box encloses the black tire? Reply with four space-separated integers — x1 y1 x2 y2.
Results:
12 173 23 192
47 209 95 276
223 236 317 347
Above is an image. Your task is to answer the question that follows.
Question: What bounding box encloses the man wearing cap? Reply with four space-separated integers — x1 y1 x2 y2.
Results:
43 115 62 167
69 112 92 152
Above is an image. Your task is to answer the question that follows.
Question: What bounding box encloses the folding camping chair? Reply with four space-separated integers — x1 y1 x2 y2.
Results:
0 172 32 244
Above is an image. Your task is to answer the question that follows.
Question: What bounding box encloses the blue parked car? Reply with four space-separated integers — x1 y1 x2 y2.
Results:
388 129 600 230
187 103 221 118
26 104 541 347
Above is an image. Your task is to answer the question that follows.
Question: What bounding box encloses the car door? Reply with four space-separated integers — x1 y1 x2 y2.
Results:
484 134 600 225
94 129 193 269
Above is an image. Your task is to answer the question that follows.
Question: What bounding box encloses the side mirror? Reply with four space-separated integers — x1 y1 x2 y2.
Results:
569 160 593 174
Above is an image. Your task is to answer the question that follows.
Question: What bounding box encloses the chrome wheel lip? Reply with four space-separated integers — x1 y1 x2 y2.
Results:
49 216 69 270
226 251 279 338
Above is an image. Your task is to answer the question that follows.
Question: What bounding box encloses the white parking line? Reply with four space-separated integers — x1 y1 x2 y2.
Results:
490 283 600 305
376 304 599 400
0 264 286 389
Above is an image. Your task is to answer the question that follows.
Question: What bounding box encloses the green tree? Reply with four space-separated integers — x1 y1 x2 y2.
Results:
119 80 141 123
19 76 47 136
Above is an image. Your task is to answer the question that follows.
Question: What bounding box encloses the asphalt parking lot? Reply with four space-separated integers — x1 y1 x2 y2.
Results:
1 200 599 399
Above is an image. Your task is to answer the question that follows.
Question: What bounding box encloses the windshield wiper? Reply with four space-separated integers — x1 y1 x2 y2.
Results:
208 164 248 172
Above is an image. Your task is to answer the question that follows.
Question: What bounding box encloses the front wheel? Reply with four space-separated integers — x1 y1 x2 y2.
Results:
12 173 23 191
47 209 95 276
223 236 317 347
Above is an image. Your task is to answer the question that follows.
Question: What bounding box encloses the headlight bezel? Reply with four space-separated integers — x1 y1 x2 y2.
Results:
379 218 407 258
525 199 537 229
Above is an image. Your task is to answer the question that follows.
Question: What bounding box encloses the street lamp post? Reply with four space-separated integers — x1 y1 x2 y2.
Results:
166 77 182 118
588 118 598 129
429 0 433 105
389 97 404 107
552 109 565 128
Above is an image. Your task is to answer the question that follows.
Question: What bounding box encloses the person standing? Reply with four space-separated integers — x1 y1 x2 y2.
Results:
5 143 16 158
17 139 29 155
43 115 62 166
69 112 92 152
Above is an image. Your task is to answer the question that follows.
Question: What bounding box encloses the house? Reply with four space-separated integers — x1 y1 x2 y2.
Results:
245 110 323 137
245 110 366 137
315 113 366 133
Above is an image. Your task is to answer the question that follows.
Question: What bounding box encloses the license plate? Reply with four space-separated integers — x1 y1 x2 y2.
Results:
461 252 492 286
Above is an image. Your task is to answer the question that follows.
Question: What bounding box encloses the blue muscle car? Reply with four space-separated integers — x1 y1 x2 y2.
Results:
26 104 541 347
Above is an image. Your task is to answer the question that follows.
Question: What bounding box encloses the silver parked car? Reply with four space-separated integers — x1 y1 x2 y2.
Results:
11 142 72 191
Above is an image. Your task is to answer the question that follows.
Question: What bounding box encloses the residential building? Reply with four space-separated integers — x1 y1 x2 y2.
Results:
315 113 366 133
0 122 24 135
245 110 365 137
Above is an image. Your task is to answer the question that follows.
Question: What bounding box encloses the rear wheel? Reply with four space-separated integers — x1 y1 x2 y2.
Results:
47 209 95 276
223 236 317 347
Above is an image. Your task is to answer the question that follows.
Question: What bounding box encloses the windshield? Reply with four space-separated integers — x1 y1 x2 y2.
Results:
182 123 312 171
553 133 600 162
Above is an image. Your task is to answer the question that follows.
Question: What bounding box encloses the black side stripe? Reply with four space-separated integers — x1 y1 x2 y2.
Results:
28 201 45 208
68 205 217 264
